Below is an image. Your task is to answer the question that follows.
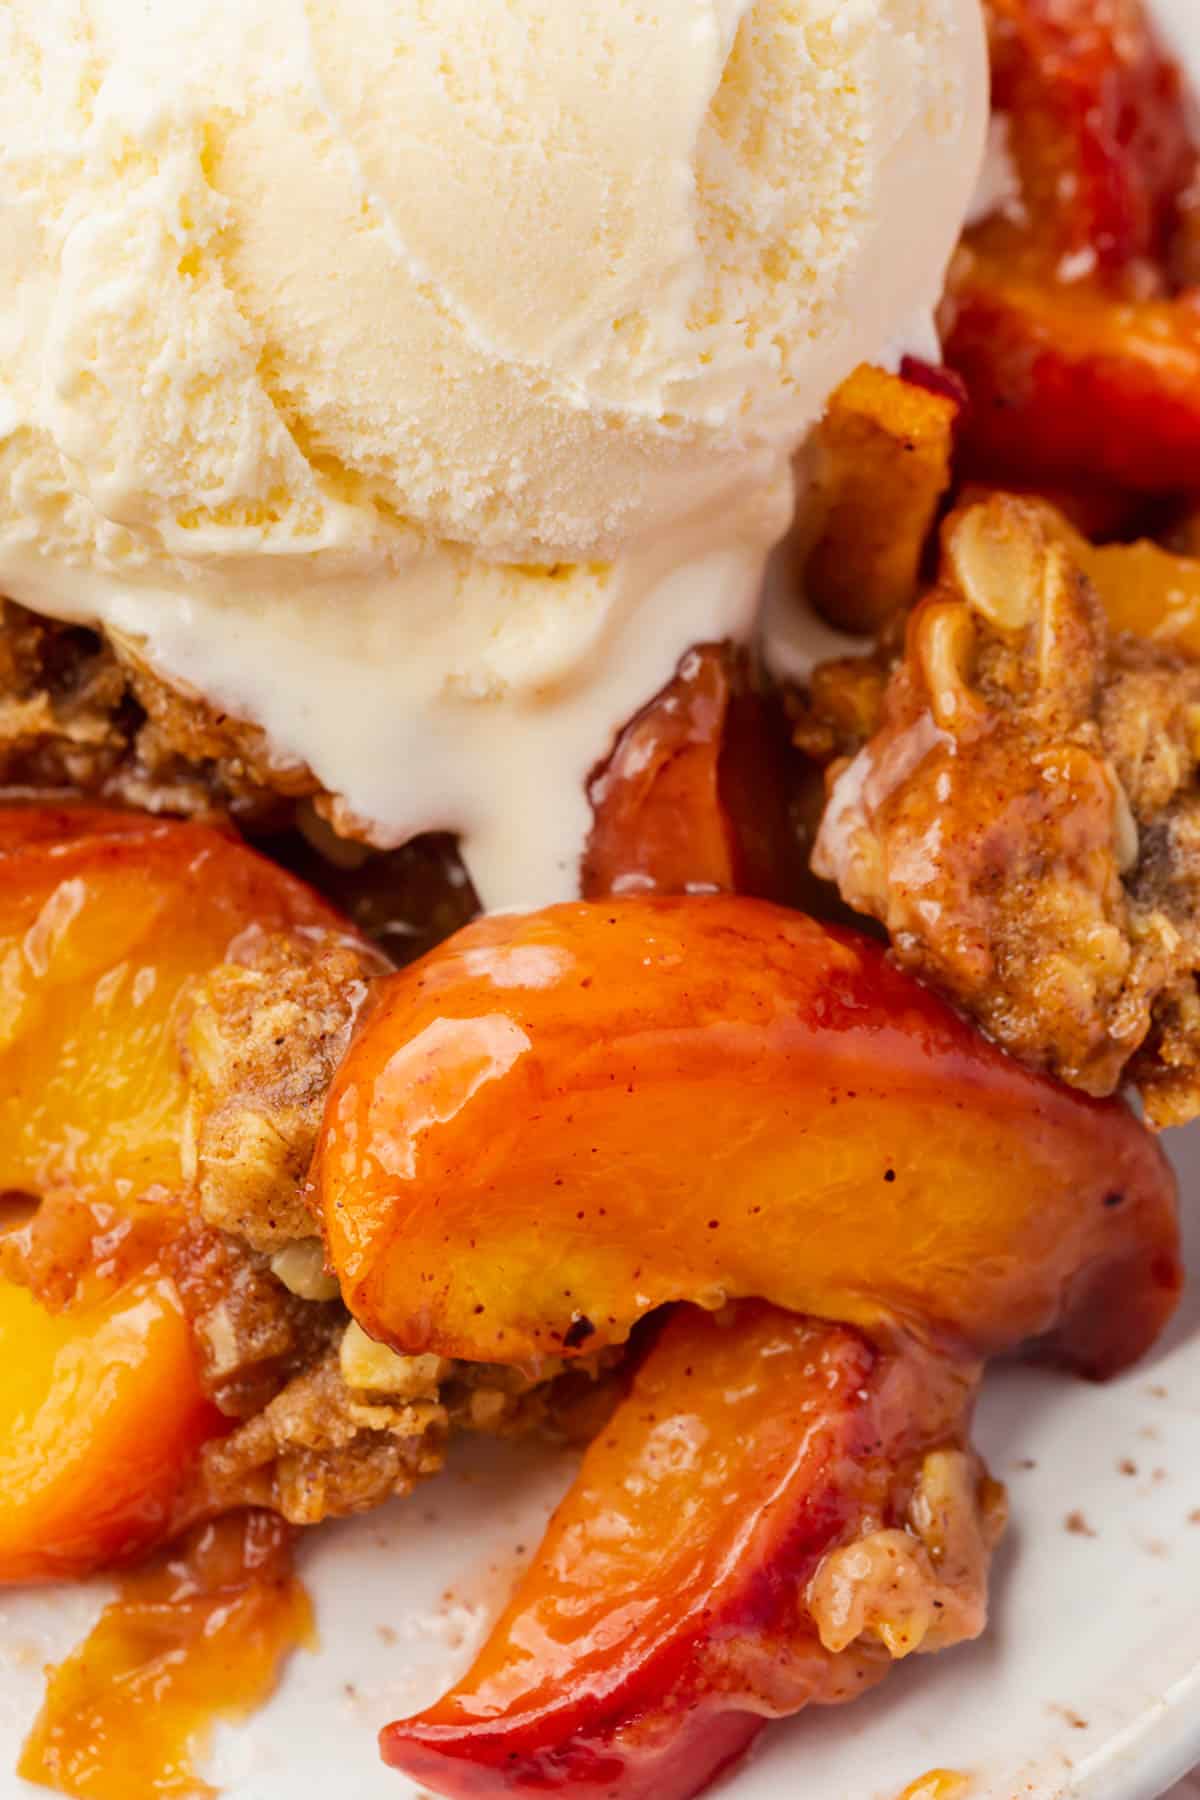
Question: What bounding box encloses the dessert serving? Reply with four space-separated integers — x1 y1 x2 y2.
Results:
0 1 1197 1796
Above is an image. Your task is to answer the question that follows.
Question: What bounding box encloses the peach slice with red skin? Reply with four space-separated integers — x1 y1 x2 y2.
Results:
383 1302 995 1800
942 0 1200 497
943 252 1200 496
319 895 1179 1376
0 806 348 1581
985 0 1194 271
360 890 1169 1800
581 644 800 904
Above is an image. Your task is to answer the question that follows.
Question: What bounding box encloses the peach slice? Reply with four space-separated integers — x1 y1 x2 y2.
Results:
0 805 347 1580
985 0 1194 271
943 0 1200 500
318 896 1179 1375
581 644 799 904
0 1270 222 1583
0 806 340 1207
943 252 1200 496
383 1302 1000 1800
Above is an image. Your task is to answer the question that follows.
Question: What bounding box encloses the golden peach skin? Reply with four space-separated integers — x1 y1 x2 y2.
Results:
318 895 1180 1375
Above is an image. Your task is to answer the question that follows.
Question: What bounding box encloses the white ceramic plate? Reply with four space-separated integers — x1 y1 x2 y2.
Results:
4 5 1200 1798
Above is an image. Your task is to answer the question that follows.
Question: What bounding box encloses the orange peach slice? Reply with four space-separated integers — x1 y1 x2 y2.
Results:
582 645 799 904
319 896 1179 1375
985 0 1193 271
0 806 348 1580
0 1271 221 1582
383 1302 998 1800
0 806 340 1207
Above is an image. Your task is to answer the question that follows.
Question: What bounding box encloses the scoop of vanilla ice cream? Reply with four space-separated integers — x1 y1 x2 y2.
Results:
0 0 986 906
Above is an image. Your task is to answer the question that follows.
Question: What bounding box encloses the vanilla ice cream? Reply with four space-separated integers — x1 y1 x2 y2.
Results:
0 0 987 906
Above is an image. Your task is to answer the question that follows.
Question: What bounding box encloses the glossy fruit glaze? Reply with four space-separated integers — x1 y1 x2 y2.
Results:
581 644 799 903
19 1510 312 1799
0 1267 222 1584
383 1302 994 1800
319 895 1179 1374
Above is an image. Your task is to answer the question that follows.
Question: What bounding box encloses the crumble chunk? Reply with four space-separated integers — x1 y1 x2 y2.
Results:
169 923 620 1526
0 597 481 955
197 1347 450 1525
0 599 315 826
179 929 389 1254
809 1448 1007 1661
197 1320 612 1527
810 494 1200 1123
165 1226 343 1422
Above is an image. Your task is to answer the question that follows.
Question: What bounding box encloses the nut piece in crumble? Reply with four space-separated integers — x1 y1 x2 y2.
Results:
812 492 1200 1124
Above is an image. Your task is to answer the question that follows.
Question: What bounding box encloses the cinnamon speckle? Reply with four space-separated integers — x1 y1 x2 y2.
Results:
563 1314 596 1350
